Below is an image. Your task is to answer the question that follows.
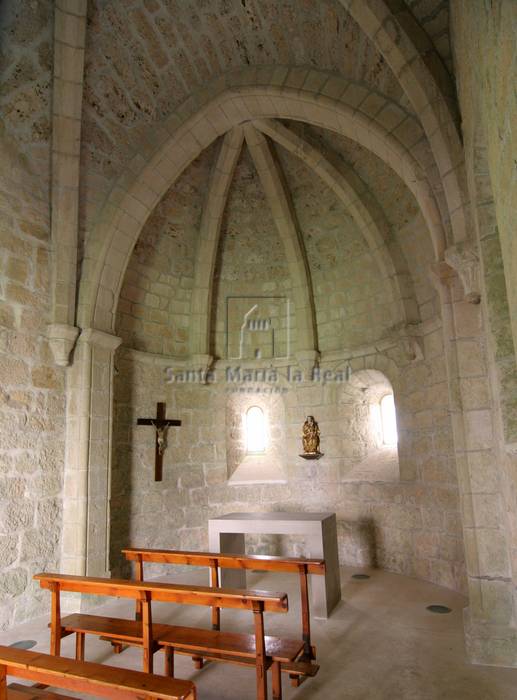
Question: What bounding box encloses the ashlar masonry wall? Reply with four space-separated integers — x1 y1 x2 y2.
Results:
111 332 466 594
0 0 66 629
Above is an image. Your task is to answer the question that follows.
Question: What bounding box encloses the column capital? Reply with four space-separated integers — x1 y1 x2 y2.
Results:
444 242 482 304
79 328 122 352
47 323 80 367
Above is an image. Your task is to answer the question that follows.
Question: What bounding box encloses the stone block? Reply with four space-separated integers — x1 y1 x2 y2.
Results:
0 568 28 598
31 365 63 390
5 257 29 285
0 355 30 386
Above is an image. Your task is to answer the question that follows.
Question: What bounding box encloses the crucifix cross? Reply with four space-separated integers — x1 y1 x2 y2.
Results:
137 402 181 482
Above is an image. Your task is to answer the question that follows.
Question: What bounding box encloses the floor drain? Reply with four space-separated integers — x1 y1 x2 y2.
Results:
9 640 37 650
426 605 452 614
351 574 371 580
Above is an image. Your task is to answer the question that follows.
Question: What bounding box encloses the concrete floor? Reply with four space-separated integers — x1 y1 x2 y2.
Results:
2 567 517 699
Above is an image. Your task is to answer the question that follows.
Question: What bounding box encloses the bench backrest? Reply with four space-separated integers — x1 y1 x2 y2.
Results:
123 548 326 575
34 573 288 613
0 645 196 700
123 548 325 656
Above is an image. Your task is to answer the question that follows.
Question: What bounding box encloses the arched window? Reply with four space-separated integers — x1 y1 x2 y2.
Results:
245 406 267 454
380 393 398 445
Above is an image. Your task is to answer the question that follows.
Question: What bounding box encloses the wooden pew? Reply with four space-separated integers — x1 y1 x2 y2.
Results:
0 644 195 699
34 573 302 700
123 547 325 685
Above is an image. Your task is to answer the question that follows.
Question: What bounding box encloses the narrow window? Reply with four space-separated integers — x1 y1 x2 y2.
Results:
245 406 267 453
380 393 398 445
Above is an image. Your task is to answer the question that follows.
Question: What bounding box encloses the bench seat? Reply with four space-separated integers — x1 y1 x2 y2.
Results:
59 614 304 664
59 612 319 690
0 645 196 700
167 650 319 679
59 613 171 645
158 625 304 662
8 686 77 700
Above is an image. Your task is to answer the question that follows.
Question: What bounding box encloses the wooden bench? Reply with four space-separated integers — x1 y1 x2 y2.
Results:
0 644 195 699
34 573 302 700
123 547 324 685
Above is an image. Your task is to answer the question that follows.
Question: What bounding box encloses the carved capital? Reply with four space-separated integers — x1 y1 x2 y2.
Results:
444 242 482 304
47 323 80 366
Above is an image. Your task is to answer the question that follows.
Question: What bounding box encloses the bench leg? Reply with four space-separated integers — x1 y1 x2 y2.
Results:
164 647 174 677
141 592 153 674
50 626 61 657
290 674 305 688
192 656 204 670
272 662 282 700
75 632 85 661
143 648 153 675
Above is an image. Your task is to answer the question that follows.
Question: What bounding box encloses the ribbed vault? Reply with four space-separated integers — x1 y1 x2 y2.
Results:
78 73 449 335
183 117 419 361
114 111 424 361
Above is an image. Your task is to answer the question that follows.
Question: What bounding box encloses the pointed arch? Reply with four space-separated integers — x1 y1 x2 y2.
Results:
76 71 448 334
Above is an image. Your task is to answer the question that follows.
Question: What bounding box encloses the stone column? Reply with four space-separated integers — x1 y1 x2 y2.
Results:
61 329 122 584
432 259 517 666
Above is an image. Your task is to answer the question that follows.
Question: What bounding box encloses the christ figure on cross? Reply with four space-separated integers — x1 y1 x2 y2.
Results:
137 402 181 481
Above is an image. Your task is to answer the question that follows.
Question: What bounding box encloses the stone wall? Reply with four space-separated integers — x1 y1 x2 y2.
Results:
111 98 465 593
111 335 466 593
451 5 517 659
0 0 65 629
452 1 517 385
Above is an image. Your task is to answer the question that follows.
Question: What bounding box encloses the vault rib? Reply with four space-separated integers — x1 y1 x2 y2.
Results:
243 123 318 358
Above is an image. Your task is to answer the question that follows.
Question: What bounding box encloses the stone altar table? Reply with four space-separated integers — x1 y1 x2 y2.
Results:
208 512 341 618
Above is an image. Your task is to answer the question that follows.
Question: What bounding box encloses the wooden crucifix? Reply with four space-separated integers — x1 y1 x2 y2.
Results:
137 402 181 482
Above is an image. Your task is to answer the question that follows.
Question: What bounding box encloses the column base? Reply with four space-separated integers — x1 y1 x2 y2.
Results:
464 608 517 667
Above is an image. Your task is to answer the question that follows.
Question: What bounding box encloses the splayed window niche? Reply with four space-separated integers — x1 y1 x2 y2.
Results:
339 370 400 482
227 391 287 485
